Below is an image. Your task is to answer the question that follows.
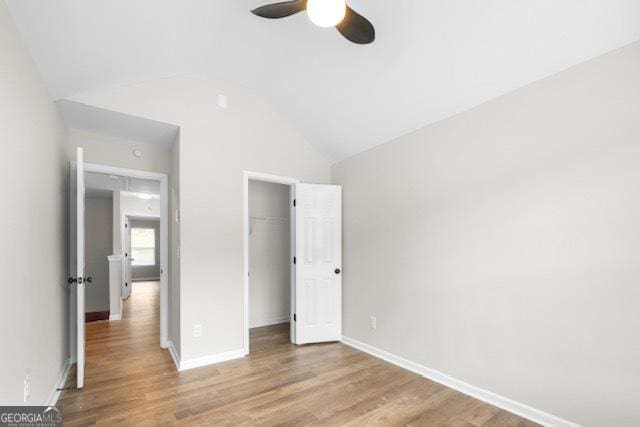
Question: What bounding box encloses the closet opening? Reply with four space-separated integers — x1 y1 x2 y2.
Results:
243 172 298 354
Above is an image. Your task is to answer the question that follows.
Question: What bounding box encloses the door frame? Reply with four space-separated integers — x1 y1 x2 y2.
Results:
68 148 85 385
70 162 170 350
243 171 299 355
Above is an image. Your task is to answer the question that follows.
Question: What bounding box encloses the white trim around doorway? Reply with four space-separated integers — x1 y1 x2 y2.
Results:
83 162 170 349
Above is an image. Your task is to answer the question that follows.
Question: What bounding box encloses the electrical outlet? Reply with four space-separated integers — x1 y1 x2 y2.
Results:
23 374 30 402
193 324 202 338
218 94 228 109
369 316 377 330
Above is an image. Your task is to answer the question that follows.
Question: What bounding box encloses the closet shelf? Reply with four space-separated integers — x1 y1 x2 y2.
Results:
250 215 288 224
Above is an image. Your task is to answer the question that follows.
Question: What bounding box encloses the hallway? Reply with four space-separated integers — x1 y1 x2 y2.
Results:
60 281 170 424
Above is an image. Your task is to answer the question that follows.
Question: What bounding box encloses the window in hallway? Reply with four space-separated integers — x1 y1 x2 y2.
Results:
131 227 155 266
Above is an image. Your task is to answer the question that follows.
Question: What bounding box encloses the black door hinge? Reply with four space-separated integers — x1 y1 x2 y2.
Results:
293 313 296 322
293 257 296 264
293 199 296 207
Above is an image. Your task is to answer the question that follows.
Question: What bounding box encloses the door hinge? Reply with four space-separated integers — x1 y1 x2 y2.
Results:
125 223 128 228
293 199 296 207
293 256 296 264
293 313 296 322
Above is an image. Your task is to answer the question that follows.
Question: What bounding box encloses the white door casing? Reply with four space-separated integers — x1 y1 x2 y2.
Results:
295 184 342 344
70 147 86 388
123 217 132 299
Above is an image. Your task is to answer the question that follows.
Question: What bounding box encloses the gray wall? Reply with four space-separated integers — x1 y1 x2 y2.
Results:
130 218 160 281
0 1 68 405
332 41 640 427
249 181 290 328
85 197 113 313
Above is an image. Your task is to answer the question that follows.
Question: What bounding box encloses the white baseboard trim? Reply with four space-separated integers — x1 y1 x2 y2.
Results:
109 313 122 321
250 316 290 329
167 340 180 371
167 341 244 372
341 336 579 427
45 358 71 406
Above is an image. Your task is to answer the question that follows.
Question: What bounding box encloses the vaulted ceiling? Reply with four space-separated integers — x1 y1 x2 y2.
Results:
7 0 640 162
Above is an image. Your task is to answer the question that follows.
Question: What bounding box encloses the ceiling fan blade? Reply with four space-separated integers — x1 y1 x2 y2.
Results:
251 0 307 19
336 5 375 44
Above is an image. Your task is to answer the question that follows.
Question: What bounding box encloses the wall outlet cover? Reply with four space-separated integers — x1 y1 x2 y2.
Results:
218 94 228 109
193 324 202 338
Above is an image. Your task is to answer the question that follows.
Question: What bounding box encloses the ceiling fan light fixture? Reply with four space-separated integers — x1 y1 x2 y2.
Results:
307 0 346 28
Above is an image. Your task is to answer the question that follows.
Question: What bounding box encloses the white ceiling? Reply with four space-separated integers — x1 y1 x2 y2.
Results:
58 100 179 147
7 0 640 162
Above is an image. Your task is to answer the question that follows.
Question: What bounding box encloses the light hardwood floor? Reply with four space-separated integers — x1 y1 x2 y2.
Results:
59 281 538 426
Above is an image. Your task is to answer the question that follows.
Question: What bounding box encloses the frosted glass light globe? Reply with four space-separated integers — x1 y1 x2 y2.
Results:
307 0 346 28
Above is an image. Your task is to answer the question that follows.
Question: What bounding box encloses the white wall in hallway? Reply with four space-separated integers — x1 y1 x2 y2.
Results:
249 181 290 328
0 1 68 405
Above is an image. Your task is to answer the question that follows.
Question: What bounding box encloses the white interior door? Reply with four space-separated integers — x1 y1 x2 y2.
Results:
69 147 86 388
295 184 342 344
123 217 132 299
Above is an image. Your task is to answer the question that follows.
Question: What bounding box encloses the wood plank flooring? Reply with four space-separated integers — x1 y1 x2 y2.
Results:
59 281 538 426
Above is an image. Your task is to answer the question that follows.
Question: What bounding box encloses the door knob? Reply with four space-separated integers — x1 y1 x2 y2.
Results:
67 277 93 284
335 268 341 275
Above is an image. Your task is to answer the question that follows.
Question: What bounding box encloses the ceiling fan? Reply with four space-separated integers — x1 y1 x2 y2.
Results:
251 0 375 44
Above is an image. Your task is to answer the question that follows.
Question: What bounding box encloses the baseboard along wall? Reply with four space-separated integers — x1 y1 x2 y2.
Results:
341 336 579 427
249 316 290 329
167 341 245 372
45 358 71 406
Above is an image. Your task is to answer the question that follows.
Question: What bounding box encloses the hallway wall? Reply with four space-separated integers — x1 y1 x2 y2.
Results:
85 197 113 313
0 1 69 405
